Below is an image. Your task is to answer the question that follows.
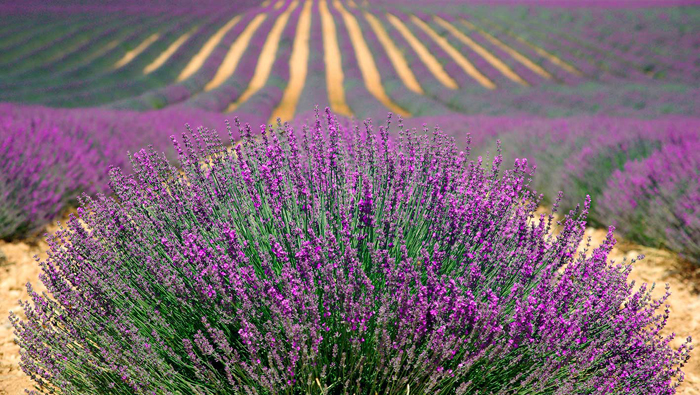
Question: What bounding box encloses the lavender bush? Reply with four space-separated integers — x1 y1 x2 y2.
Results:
0 103 232 240
0 118 100 239
12 110 691 394
598 137 700 264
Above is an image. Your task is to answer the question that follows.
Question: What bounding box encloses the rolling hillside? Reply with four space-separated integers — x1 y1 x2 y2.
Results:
0 0 697 121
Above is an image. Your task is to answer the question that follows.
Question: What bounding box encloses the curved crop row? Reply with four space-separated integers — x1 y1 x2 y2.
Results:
598 137 700 264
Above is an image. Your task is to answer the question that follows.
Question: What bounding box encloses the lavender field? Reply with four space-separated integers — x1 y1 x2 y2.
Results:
0 0 699 393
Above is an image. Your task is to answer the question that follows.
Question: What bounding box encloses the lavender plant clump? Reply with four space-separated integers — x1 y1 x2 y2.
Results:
12 110 692 394
0 103 233 240
0 116 102 239
598 137 700 264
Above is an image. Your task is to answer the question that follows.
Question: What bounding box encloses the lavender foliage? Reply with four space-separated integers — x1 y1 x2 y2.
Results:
12 110 691 394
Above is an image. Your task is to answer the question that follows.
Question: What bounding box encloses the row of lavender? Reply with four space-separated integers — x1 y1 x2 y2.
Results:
394 3 700 83
110 2 700 118
382 114 700 265
0 103 248 240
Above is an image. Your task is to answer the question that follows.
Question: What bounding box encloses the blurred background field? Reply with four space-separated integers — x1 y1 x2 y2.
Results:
0 0 698 393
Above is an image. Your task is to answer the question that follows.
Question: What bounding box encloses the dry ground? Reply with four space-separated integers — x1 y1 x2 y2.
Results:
1 226 698 394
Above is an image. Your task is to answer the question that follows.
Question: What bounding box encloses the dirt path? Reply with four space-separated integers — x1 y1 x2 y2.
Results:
1 226 698 394
333 0 410 117
319 0 353 117
177 15 242 82
143 27 198 75
269 0 313 123
477 17 583 77
385 12 459 90
112 33 160 70
205 13 268 93
460 18 554 81
226 1 299 112
364 12 423 95
410 14 496 90
433 16 529 87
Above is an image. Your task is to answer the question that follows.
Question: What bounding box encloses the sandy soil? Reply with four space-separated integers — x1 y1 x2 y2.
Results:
205 13 266 93
0 237 47 395
178 15 242 83
0 226 698 394
226 1 299 112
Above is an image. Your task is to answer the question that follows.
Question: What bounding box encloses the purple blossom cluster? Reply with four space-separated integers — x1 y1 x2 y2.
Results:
12 110 692 394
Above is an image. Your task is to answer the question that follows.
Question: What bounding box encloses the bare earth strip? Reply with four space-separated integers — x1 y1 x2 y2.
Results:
226 1 300 112
30 18 137 70
385 13 459 90
177 15 242 82
319 0 353 117
0 239 49 395
204 13 268 92
270 0 313 124
112 33 160 69
477 17 583 77
411 15 495 90
143 26 199 75
333 0 410 117
433 16 529 87
364 12 423 95
84 39 121 65
460 19 554 81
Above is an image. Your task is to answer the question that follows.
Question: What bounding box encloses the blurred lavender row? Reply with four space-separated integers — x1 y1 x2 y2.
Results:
0 103 243 239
